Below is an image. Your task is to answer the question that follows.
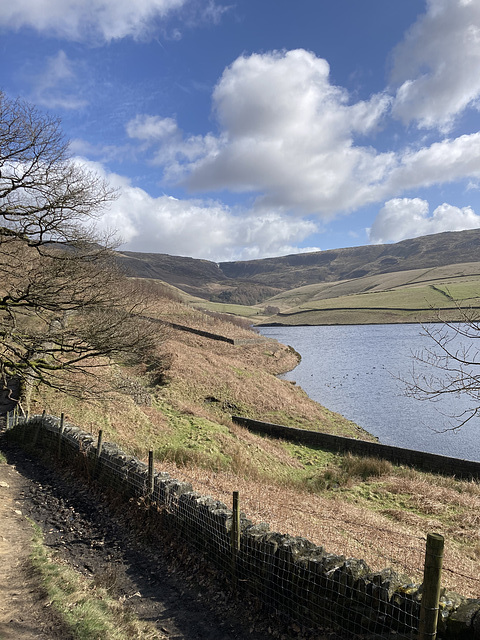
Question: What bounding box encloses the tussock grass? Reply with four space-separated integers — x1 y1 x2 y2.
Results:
341 453 394 480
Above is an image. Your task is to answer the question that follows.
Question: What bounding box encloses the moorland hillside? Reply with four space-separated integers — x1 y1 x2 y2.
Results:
118 228 480 324
29 285 480 599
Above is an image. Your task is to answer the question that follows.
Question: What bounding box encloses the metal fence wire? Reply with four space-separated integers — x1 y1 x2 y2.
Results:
5 413 479 640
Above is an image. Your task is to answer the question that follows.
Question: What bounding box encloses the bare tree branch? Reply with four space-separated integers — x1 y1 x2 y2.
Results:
405 303 480 430
0 92 166 411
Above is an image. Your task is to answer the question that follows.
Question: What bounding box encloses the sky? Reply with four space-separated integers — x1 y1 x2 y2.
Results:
1 0 480 262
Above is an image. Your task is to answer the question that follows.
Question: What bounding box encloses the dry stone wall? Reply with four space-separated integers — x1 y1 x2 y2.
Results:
232 416 480 479
5 415 480 639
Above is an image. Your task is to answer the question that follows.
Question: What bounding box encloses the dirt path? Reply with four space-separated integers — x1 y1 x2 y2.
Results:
0 458 72 639
0 439 340 640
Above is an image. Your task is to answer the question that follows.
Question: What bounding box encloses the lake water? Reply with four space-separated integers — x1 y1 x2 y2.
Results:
258 324 480 462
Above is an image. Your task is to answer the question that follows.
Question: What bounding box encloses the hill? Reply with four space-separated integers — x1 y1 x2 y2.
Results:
118 228 480 324
28 284 480 600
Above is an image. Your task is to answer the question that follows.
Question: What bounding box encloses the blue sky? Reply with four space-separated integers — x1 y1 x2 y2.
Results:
1 0 480 262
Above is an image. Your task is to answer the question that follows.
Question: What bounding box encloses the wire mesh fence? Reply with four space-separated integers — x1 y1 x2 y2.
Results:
4 412 480 639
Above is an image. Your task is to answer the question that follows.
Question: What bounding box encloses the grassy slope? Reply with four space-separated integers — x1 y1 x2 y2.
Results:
167 263 480 325
32 294 368 467
31 295 480 598
261 265 480 325
129 261 480 326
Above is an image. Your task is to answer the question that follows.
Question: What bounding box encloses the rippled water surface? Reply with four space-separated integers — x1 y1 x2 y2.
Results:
258 324 480 461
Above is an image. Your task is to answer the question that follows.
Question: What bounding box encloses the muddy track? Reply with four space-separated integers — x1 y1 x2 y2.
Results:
0 437 341 640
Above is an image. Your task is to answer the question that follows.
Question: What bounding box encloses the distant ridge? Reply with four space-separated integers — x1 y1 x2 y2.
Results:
117 228 480 305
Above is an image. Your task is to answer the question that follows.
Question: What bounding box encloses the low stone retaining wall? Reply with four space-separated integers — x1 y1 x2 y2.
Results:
5 415 480 639
146 316 268 346
232 416 480 480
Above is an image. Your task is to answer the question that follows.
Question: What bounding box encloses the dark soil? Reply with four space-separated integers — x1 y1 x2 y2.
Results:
0 436 342 640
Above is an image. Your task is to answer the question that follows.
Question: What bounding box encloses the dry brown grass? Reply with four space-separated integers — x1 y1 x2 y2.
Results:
155 459 480 598
159 327 367 437
30 294 480 601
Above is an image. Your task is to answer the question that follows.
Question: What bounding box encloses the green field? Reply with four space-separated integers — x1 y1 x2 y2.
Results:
190 300 261 318
134 263 480 326
253 265 480 325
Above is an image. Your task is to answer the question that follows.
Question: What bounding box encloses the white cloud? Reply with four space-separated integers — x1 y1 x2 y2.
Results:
77 159 319 261
30 50 87 109
0 0 188 42
126 115 180 142
390 0 480 130
126 113 220 170
369 197 480 244
133 46 480 226
145 49 392 216
121 42 480 242
380 133 480 197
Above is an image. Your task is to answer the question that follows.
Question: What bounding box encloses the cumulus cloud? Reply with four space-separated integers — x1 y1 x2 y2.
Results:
378 133 480 199
77 159 319 261
142 49 393 216
188 49 392 213
369 197 480 244
127 46 480 231
0 0 190 42
390 0 480 130
140 46 480 220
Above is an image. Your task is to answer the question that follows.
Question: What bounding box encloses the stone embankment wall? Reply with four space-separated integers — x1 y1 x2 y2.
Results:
144 315 268 346
232 416 480 479
5 415 480 639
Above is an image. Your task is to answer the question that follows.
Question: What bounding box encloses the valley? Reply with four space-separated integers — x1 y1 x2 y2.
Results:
117 229 480 325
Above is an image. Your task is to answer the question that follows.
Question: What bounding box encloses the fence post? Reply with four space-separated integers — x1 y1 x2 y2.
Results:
231 491 240 587
418 533 444 640
96 430 103 457
6 410 10 430
148 450 154 496
32 418 41 448
95 430 103 476
19 412 26 443
57 413 65 459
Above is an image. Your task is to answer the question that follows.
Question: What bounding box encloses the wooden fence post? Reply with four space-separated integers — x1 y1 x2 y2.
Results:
96 429 103 463
148 450 154 496
32 419 41 448
96 430 103 457
231 491 240 587
418 533 444 640
57 413 65 459
90 429 103 479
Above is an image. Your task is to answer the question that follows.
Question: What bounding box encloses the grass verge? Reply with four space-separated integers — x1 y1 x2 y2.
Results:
29 521 164 640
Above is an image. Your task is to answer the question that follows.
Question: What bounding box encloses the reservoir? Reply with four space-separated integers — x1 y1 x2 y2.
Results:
258 323 480 462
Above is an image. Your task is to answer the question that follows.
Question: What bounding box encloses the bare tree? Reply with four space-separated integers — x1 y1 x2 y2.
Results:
0 92 163 412
0 93 114 246
406 305 480 430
